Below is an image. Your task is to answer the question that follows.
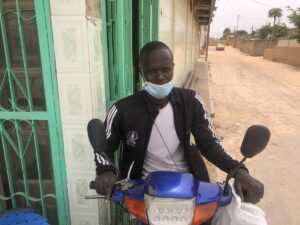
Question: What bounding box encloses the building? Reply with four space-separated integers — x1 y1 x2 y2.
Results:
0 0 215 224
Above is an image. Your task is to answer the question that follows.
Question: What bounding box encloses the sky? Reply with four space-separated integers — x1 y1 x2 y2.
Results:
211 0 300 38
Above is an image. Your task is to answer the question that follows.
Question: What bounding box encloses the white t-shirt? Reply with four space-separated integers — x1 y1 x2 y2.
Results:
142 103 188 177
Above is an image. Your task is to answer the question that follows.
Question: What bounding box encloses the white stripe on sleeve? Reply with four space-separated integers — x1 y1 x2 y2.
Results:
194 93 219 141
96 153 104 164
106 107 118 139
105 105 117 137
99 155 109 165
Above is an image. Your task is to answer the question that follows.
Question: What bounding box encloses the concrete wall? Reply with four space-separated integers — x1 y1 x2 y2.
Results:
264 47 300 67
235 39 277 56
209 38 218 46
277 39 300 47
50 0 107 224
159 0 202 86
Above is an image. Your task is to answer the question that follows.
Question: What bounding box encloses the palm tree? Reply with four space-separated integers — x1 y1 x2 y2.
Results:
223 28 231 39
268 8 283 26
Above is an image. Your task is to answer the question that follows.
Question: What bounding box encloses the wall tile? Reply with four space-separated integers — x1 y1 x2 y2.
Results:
57 74 93 124
50 0 86 16
70 212 99 225
62 125 95 171
87 19 103 73
68 172 97 210
52 17 89 73
90 74 106 120
87 19 107 119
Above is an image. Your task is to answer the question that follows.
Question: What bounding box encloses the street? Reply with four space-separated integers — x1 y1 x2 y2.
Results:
209 47 300 225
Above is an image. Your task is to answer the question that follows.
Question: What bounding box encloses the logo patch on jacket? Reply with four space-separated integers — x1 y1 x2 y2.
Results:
126 131 139 147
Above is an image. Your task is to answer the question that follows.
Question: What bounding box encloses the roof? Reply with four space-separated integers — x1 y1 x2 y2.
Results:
193 0 217 25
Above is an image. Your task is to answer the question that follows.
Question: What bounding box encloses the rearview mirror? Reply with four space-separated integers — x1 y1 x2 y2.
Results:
241 125 271 159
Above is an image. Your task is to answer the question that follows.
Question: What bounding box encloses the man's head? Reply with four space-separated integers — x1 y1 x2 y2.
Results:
139 41 174 85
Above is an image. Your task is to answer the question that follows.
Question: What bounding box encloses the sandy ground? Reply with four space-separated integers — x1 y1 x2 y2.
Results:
208 47 300 225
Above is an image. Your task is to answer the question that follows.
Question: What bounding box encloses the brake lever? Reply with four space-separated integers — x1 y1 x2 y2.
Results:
114 161 135 191
85 194 107 200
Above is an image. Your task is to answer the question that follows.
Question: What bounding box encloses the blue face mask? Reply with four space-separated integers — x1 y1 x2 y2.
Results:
144 81 174 99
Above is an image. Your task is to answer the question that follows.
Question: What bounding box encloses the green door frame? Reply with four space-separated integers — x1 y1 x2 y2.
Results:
100 0 134 108
139 0 159 48
35 1 70 224
0 1 70 224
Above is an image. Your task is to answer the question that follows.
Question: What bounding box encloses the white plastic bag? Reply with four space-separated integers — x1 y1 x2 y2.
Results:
212 182 268 225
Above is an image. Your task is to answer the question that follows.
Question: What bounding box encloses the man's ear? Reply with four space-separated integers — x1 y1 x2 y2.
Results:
139 68 147 82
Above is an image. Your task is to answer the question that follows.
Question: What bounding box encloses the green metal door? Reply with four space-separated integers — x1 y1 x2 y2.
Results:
0 1 70 225
101 0 134 108
139 0 159 48
136 0 159 89
100 1 159 225
101 0 159 107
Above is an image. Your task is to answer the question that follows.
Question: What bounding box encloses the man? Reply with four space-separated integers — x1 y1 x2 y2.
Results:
94 41 264 219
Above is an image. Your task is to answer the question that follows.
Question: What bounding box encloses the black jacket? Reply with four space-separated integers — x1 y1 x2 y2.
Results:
94 87 245 179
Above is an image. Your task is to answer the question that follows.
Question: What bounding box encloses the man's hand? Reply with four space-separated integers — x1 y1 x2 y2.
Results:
95 171 119 199
234 169 264 204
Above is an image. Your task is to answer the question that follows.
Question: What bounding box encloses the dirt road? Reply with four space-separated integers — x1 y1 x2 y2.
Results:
209 47 300 225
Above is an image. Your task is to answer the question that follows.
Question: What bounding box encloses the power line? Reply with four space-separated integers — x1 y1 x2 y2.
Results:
226 0 238 14
226 0 268 21
245 0 273 7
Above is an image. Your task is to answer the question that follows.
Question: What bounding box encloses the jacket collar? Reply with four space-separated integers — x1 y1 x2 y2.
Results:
140 87 182 114
169 87 181 105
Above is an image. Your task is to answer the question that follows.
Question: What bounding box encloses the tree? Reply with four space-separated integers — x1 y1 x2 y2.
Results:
272 24 288 38
268 8 283 26
257 23 287 40
223 28 231 39
288 7 300 42
235 30 248 37
258 24 273 39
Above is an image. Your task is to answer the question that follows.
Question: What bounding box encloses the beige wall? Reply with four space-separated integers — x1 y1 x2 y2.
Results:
264 47 300 67
50 0 107 224
159 0 202 86
234 39 277 56
277 39 300 47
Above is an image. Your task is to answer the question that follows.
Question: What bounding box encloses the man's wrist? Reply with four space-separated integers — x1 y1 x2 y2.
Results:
232 167 250 178
96 166 118 177
230 165 249 178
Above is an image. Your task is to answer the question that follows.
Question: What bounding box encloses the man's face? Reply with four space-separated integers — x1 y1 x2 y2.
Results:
141 48 174 85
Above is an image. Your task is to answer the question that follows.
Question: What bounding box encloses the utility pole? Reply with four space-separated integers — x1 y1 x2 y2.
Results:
205 25 210 62
236 14 240 33
234 14 240 47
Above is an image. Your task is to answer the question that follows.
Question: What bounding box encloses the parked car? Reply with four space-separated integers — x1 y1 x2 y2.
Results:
216 43 225 51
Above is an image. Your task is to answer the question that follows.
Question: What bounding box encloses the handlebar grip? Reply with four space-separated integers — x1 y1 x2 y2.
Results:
90 181 96 190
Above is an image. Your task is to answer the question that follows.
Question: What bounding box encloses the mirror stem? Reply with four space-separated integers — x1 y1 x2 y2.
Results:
240 157 247 164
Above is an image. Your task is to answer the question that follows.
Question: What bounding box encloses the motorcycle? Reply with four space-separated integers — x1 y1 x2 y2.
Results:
86 119 270 225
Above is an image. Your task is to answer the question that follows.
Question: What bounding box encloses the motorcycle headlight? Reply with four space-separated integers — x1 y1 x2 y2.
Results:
145 194 195 225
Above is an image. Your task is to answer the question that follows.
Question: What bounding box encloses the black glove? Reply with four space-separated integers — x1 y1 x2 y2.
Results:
234 169 264 204
95 171 119 199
